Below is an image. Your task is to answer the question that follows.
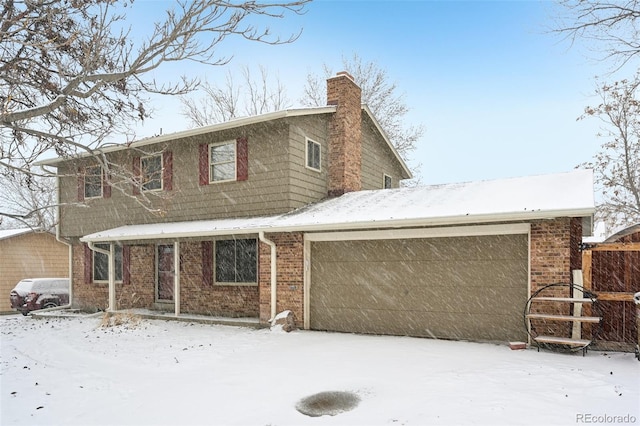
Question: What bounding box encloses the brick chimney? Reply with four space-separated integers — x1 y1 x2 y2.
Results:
327 71 362 197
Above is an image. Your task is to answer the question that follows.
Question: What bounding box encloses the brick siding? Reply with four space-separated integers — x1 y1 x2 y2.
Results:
71 241 258 317
327 72 362 196
258 232 304 326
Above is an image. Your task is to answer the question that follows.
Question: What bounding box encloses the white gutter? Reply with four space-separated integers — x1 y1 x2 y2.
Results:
87 241 116 311
258 231 277 321
79 208 596 244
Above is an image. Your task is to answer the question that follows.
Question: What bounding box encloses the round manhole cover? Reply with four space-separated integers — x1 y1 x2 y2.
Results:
295 391 360 417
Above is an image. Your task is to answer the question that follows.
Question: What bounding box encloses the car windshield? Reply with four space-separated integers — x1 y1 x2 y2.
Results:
12 280 34 296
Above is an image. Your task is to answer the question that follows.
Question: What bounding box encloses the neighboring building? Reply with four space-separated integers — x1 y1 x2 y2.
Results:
0 229 69 312
40 72 595 343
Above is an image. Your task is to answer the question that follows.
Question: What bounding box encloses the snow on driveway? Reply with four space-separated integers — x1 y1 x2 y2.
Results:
1 313 638 426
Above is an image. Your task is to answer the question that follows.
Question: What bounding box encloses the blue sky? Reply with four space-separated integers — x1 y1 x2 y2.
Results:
132 0 611 185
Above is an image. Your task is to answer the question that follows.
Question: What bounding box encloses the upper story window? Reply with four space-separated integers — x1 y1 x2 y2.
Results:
383 174 392 189
199 137 248 185
210 141 236 183
132 151 172 194
215 239 257 284
84 165 103 199
306 138 321 171
141 154 163 191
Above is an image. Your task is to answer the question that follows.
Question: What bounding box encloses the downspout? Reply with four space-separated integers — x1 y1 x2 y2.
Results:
258 231 277 321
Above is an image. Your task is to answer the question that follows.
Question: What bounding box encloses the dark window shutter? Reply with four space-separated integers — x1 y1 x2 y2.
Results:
163 151 173 191
83 244 92 284
199 144 209 185
122 245 131 285
237 137 248 181
77 168 85 201
102 168 111 198
202 241 213 286
132 156 141 195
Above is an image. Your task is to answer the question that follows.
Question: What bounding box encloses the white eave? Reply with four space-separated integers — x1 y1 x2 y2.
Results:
80 169 595 243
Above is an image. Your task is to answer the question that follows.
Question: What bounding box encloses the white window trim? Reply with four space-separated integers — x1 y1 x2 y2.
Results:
213 238 258 286
84 165 103 199
383 173 392 189
305 138 321 172
209 140 237 184
141 153 164 192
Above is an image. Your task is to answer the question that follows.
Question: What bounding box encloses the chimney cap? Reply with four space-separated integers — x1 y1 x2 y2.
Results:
334 71 355 81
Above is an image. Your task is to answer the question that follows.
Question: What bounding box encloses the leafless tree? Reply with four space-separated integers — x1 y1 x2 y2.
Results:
302 54 424 166
0 171 57 231
181 55 424 183
554 0 640 71
180 65 292 126
554 1 640 229
0 0 309 223
579 75 640 229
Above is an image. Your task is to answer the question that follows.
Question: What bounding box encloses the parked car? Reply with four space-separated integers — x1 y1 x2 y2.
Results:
9 278 69 315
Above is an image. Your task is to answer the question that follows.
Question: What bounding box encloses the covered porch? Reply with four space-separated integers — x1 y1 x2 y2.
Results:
76 217 283 323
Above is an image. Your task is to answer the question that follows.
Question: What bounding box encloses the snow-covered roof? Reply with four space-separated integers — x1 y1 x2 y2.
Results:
81 169 595 243
36 105 411 179
0 228 35 241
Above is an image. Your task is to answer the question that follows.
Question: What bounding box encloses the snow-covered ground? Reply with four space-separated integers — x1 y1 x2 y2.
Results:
1 313 638 426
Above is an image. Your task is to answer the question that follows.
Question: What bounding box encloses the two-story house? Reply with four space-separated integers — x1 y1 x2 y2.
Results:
43 72 595 344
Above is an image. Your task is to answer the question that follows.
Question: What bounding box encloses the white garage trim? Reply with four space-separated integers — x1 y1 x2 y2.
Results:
303 223 531 329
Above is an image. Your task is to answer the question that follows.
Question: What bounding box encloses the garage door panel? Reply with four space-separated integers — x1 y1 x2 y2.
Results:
311 236 527 263
311 307 525 342
311 284 525 314
309 233 528 342
313 259 526 289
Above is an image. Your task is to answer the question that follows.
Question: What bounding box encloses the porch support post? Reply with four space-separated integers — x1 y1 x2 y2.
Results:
174 241 180 316
108 243 116 312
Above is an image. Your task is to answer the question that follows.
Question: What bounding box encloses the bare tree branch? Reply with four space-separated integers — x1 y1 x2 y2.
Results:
579 74 640 229
0 0 309 224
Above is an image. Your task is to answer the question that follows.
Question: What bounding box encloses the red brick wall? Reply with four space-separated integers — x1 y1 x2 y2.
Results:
72 243 108 312
530 218 574 294
180 241 259 317
327 72 362 196
71 241 259 317
259 233 304 326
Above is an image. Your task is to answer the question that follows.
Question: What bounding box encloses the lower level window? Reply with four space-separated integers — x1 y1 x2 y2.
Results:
93 243 123 282
215 239 257 284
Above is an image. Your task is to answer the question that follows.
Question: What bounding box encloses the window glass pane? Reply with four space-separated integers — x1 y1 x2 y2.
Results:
212 162 235 181
211 143 235 163
235 239 257 282
384 175 392 189
93 243 123 282
142 155 162 191
215 239 257 283
215 240 236 282
84 166 102 198
210 142 236 182
307 140 320 170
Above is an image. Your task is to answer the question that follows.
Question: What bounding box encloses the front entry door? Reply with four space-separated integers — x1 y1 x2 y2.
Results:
157 244 174 301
